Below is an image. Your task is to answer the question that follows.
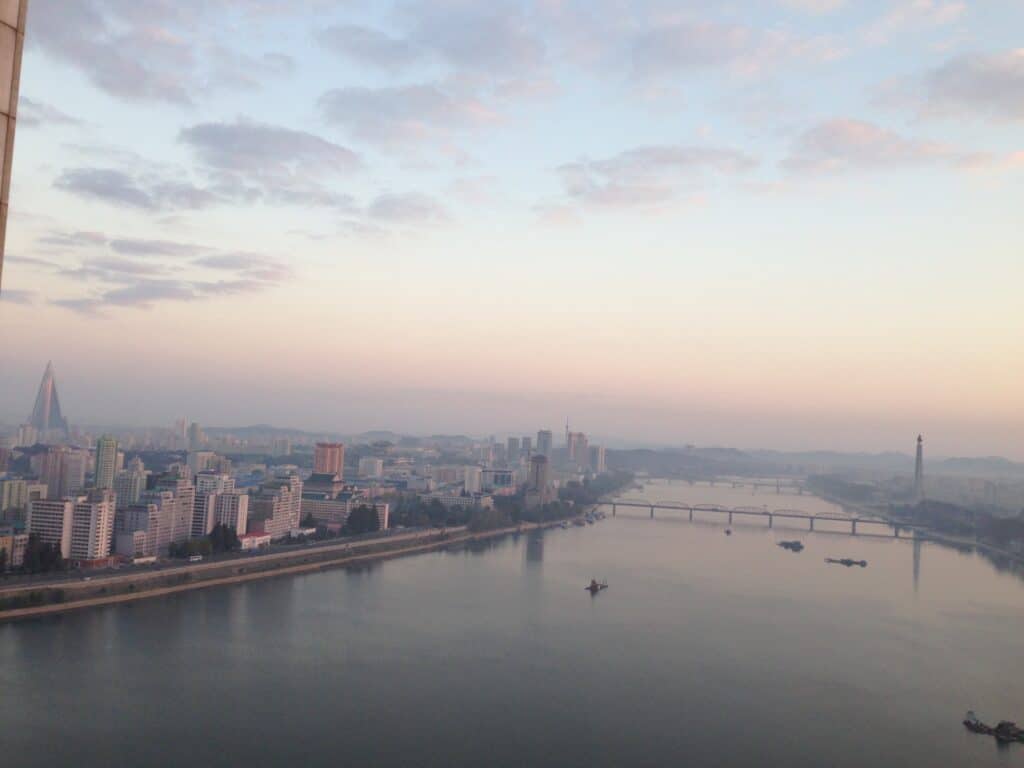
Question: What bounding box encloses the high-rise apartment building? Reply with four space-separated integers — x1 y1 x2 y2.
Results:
15 424 37 447
63 448 88 497
521 436 532 456
529 454 550 492
192 472 248 537
113 467 147 508
26 497 74 557
525 455 553 509
116 498 167 558
135 475 197 550
536 430 553 458
187 422 205 450
506 437 520 464
213 492 249 535
187 450 216 476
69 490 116 561
33 446 65 498
464 466 482 494
567 432 589 468
195 471 234 495
477 442 494 465
314 443 345 476
251 474 303 539
33 445 87 499
191 492 217 539
481 469 515 493
26 490 115 561
94 435 118 490
117 479 194 557
589 445 607 474
0 480 45 524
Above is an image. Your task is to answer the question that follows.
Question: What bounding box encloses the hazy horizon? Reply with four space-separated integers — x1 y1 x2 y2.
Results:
2 1 1022 459
3 359 1022 462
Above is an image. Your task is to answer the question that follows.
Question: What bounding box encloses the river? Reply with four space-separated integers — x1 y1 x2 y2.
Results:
2 478 1023 767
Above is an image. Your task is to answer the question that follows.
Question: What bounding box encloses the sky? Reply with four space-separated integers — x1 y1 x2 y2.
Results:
0 0 1022 457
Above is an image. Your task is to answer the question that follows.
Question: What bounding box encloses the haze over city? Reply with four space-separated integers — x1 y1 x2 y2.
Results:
5 5 1024 767
1 1 1023 455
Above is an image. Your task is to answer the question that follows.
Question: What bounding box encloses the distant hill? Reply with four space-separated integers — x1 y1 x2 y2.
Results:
933 456 1024 478
748 449 913 474
205 424 328 438
609 446 1024 481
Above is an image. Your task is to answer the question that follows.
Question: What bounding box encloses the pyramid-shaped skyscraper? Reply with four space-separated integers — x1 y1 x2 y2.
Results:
29 361 69 435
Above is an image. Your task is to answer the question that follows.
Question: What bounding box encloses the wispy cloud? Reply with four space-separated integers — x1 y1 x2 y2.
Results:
54 118 361 212
38 230 109 249
863 1 967 46
319 83 496 148
783 118 992 172
54 168 215 211
179 118 362 208
110 239 205 258
632 21 845 80
19 97 84 128
558 145 757 208
401 0 547 78
0 289 35 305
368 193 449 223
776 0 846 14
922 50 1024 121
317 24 423 72
33 227 295 314
30 0 304 105
193 252 293 281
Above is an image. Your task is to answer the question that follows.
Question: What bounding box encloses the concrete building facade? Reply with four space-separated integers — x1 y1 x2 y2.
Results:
26 497 74 557
314 443 345 476
94 435 118 490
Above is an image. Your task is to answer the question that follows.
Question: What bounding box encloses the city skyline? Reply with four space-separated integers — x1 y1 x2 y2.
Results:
0 2 1022 458
0 360 1019 462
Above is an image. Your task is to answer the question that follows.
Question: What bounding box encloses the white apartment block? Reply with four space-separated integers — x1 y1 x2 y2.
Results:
26 498 74 557
69 491 116 561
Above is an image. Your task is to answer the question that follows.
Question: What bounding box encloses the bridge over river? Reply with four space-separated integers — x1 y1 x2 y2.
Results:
602 499 922 538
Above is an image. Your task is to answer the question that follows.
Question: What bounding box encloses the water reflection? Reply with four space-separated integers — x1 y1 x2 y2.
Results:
525 531 544 564
914 536 922 594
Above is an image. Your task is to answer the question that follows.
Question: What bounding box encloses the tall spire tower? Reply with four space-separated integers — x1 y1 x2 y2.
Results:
913 435 924 504
29 362 69 435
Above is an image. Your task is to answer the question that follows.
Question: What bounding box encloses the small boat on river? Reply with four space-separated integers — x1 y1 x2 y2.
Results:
825 557 867 568
778 540 804 552
585 579 608 594
963 711 1024 743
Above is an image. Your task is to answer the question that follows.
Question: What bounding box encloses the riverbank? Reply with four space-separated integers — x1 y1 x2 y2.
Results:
0 520 562 623
822 493 1024 568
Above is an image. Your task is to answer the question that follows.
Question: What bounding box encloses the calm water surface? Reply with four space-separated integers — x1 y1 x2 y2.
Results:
3 478 1024 767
